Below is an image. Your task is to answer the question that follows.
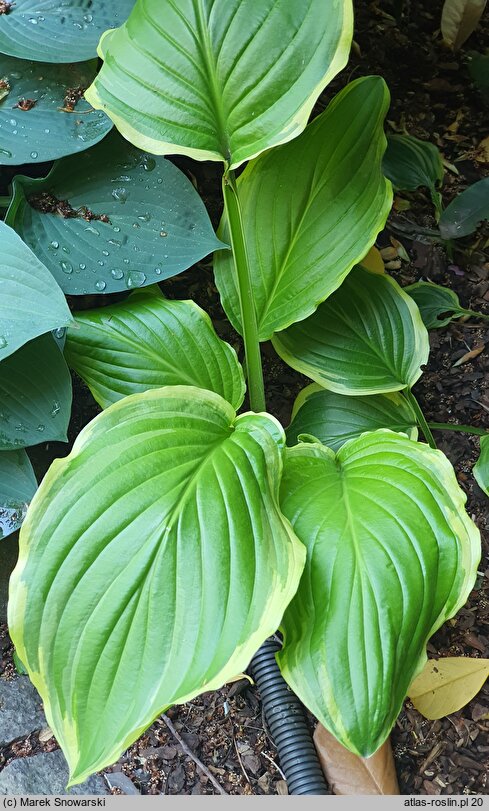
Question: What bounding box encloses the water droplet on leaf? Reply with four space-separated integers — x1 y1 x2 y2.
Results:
126 271 146 289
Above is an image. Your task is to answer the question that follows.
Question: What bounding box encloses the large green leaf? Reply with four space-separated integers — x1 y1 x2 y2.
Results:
9 387 305 784
0 450 37 540
214 77 392 340
382 134 443 217
278 433 480 756
405 281 488 330
0 221 72 362
474 435 489 496
286 384 418 451
0 334 72 450
0 55 112 165
65 287 245 409
273 267 429 395
439 177 489 239
84 0 353 169
6 132 224 296
0 1 135 63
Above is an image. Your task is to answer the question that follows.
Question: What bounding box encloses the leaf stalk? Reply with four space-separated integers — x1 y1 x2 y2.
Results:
405 389 437 449
222 170 265 413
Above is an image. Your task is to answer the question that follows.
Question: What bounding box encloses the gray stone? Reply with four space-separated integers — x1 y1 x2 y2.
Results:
104 772 140 795
0 535 18 622
0 751 109 795
0 677 46 745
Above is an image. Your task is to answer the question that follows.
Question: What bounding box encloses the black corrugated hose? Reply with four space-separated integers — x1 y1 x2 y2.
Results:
249 639 329 795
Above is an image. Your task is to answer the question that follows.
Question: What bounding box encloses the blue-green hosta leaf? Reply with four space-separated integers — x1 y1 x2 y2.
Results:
474 435 489 496
215 77 392 340
0 221 72 362
273 267 429 395
279 433 480 756
439 177 489 239
85 0 353 168
65 287 245 410
6 132 224 295
286 384 418 451
0 55 112 165
405 281 488 330
0 1 135 63
382 134 443 217
9 387 305 785
0 334 72 450
0 450 37 540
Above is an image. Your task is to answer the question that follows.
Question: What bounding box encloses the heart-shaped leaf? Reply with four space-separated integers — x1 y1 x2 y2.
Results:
405 281 488 329
65 287 245 409
0 1 135 63
214 77 392 340
9 387 305 784
278 432 480 756
286 384 418 451
6 132 224 295
273 267 429 395
408 657 489 719
0 334 72 450
439 177 489 239
383 135 443 217
85 0 353 168
0 55 112 165
0 449 37 540
474 435 489 496
0 221 72 362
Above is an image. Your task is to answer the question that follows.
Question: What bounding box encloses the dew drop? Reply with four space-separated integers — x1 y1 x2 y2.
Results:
111 188 127 203
54 327 66 339
51 401 61 417
138 213 151 223
84 225 99 236
102 250 109 256
160 231 168 238
0 148 12 158
79 263 86 270
95 280 106 291
98 260 105 267
49 240 59 251
37 424 45 432
0 336 7 349
111 268 124 280
126 271 146 289
142 157 156 172
154 267 162 275
113 226 121 233
60 260 73 274
30 151 38 159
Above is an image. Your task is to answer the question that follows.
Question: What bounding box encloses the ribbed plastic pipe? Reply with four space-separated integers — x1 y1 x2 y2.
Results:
249 639 329 795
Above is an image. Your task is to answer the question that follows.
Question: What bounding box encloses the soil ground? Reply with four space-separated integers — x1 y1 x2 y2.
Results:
1 0 488 795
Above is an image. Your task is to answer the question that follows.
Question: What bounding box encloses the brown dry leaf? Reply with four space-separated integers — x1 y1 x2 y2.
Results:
475 135 489 164
441 0 487 49
226 673 253 685
360 246 385 275
452 343 485 367
313 724 400 795
408 657 489 720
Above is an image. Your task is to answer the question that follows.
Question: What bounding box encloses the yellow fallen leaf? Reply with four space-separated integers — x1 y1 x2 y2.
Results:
408 657 489 720
452 343 485 367
360 246 385 275
226 672 253 685
476 135 489 164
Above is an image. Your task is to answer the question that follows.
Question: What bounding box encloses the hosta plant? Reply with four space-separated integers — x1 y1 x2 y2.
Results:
6 0 481 789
